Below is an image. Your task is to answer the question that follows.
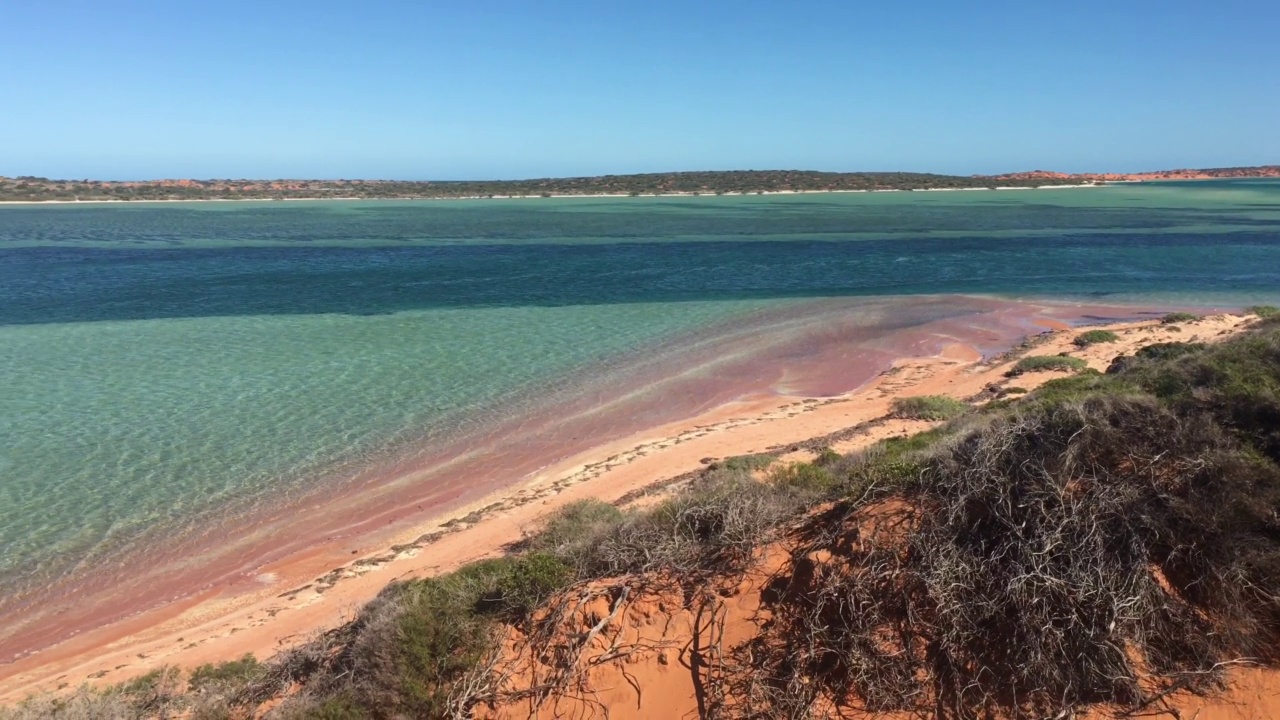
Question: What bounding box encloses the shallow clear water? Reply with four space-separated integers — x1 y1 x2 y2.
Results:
1 179 1279 616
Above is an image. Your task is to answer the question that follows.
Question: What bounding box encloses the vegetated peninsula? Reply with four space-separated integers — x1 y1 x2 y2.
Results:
1 165 1277 202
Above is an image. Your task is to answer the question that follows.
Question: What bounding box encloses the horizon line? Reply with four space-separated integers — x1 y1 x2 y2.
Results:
3 164 1279 184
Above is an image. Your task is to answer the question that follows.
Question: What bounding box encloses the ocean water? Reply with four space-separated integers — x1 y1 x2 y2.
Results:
1 179 1279 657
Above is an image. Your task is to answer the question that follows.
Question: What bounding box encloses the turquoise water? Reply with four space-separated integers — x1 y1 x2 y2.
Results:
1 179 1279 645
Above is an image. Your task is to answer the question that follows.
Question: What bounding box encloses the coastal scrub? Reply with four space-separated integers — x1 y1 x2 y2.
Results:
1162 311 1200 324
889 395 968 420
1073 329 1120 347
1005 354 1089 376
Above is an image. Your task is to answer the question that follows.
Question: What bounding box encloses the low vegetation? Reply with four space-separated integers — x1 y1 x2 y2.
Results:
1248 305 1280 319
889 394 969 420
231 465 832 718
739 326 1280 718
718 453 776 473
1162 311 1200 324
8 323 1280 720
0 171 1103 203
7 166 1279 202
1072 328 1120 346
188 654 264 695
1005 354 1089 376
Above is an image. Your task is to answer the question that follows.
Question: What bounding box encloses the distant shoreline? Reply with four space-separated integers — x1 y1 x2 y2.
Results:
0 183 1111 206
4 165 1275 205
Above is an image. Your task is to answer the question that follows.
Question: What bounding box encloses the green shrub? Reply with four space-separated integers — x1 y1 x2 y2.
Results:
364 565 511 716
262 552 578 719
188 653 262 693
479 553 573 618
1005 355 1089 377
1001 386 1028 395
306 697 367 720
768 462 837 493
1247 305 1279 319
839 427 953 492
1120 327 1280 462
1022 372 1138 407
981 398 1018 411
1135 341 1208 361
1073 329 1119 347
721 453 776 472
889 395 968 420
111 667 182 698
813 447 842 467
522 499 624 573
1161 311 1199 324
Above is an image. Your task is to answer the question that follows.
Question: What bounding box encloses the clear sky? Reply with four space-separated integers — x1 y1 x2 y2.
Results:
2 0 1277 180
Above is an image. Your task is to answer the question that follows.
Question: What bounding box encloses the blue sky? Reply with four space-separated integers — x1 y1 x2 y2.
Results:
2 0 1277 179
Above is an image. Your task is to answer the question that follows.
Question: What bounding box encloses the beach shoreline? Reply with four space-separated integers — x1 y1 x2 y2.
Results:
0 301 1248 702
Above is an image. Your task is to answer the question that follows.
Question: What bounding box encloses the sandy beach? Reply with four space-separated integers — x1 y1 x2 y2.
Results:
0 305 1253 703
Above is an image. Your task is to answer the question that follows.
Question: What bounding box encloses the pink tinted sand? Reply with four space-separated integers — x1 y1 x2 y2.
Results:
0 295 1190 699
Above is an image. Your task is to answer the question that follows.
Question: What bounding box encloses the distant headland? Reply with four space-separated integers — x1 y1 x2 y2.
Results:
1 165 1277 202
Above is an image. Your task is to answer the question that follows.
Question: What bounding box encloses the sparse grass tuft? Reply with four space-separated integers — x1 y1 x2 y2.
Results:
1073 329 1119 347
889 395 968 420
1247 305 1279 319
1005 354 1089 377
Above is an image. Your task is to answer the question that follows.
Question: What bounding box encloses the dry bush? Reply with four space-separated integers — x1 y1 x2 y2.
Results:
0 668 189 720
743 395 1280 719
581 475 814 578
0 690 144 720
